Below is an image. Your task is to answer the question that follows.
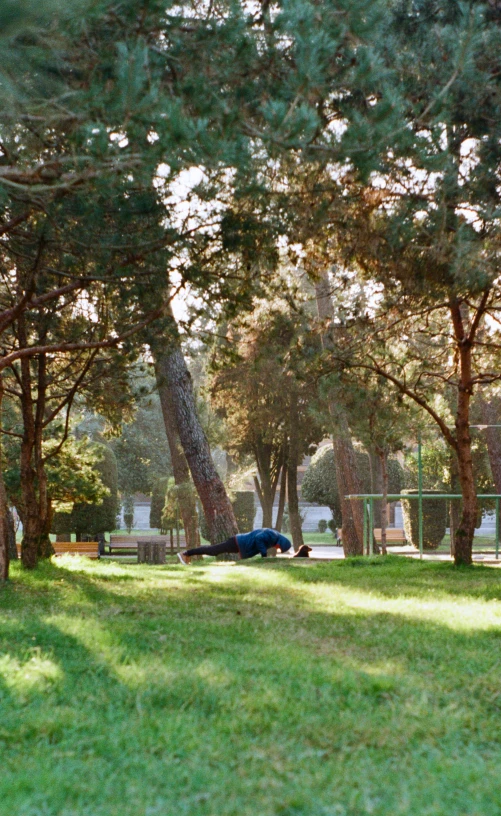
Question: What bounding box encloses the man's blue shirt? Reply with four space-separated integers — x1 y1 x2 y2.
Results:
235 528 292 559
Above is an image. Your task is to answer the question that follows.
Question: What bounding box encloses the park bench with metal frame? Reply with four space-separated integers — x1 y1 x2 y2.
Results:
108 534 186 556
16 541 100 559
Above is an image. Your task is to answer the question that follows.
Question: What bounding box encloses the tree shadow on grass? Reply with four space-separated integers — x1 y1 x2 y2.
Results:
3 556 501 709
246 555 501 603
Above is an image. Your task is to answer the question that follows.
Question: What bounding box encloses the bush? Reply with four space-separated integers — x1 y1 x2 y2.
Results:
318 519 328 533
302 447 404 528
123 494 135 534
52 445 119 539
401 489 447 550
232 491 255 532
150 477 169 529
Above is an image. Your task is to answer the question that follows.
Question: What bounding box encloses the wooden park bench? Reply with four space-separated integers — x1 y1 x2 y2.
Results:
16 541 100 559
108 534 187 556
336 528 407 544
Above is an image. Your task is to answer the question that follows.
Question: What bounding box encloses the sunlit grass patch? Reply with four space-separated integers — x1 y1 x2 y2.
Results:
1 557 501 815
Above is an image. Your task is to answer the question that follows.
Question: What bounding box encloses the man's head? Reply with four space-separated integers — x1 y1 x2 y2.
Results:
293 544 312 558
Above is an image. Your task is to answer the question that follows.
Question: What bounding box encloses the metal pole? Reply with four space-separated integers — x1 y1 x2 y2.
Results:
496 497 499 560
369 497 374 556
418 432 423 560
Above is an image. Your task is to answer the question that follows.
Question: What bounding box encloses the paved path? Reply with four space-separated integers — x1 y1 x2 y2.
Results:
285 545 501 567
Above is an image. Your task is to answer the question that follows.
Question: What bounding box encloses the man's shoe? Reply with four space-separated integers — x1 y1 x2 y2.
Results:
177 552 191 565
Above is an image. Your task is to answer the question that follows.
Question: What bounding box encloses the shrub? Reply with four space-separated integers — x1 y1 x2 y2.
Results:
150 477 169 529
318 519 328 533
232 491 255 532
123 495 135 534
302 447 404 528
401 489 447 550
52 445 119 539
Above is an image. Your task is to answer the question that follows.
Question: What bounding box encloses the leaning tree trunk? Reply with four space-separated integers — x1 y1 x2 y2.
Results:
253 474 274 528
152 339 237 544
314 272 365 555
287 392 304 552
275 462 287 532
155 360 200 549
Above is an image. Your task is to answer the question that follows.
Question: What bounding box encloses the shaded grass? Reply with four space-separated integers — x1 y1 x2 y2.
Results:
1 557 501 815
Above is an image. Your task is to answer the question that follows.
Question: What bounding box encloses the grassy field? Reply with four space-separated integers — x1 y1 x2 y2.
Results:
2 557 501 815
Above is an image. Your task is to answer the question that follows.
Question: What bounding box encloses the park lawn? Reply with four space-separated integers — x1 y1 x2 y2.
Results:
1 559 501 816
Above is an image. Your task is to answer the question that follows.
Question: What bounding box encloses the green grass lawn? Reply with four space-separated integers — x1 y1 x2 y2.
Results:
2 557 501 815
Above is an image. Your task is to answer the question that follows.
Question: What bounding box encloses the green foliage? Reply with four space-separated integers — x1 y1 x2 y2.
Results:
302 446 404 526
401 490 448 551
123 494 135 535
161 479 181 535
52 446 118 539
110 393 172 496
150 477 170 530
231 491 255 533
318 519 328 533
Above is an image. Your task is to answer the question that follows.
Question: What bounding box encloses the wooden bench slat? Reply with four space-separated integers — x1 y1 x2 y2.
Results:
336 528 406 542
16 542 100 559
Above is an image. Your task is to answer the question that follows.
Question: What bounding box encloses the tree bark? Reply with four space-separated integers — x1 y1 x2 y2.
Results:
253 439 283 528
314 272 365 555
18 346 54 567
287 392 304 551
449 299 478 565
155 359 200 549
275 461 287 532
454 417 477 565
333 435 364 556
152 335 237 544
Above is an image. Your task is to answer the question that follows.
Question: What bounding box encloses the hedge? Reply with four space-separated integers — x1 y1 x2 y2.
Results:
401 489 447 550
301 447 404 526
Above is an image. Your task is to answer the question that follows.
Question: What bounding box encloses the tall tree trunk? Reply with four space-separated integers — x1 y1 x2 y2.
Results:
454 419 477 566
450 299 478 566
253 474 274 528
287 392 304 551
275 461 287 532
152 335 237 544
333 436 364 556
314 272 365 555
155 359 200 549
253 440 282 528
